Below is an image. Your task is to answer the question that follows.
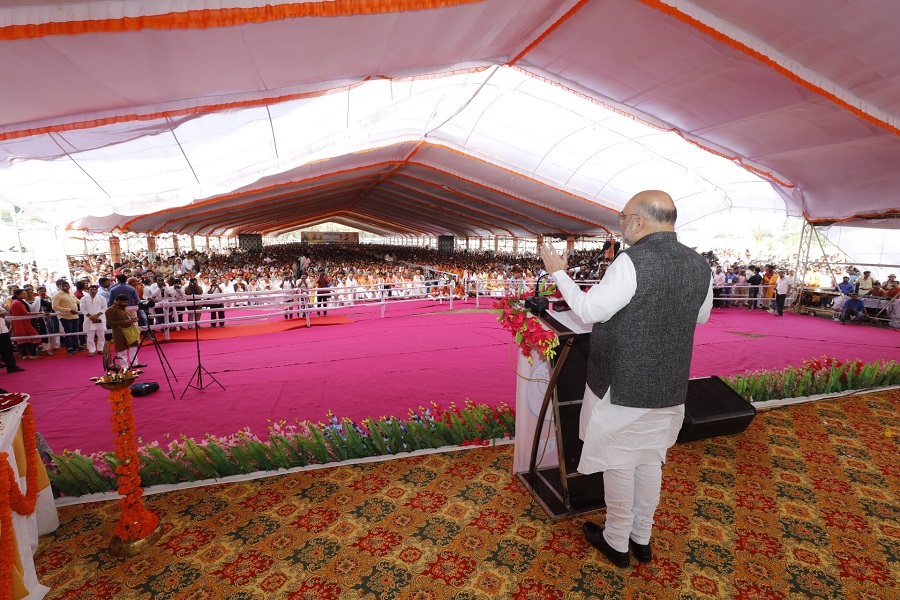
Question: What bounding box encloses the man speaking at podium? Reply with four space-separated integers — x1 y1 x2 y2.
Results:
540 190 713 568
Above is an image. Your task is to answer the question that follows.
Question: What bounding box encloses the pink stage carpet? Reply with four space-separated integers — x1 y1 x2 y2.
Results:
2 302 897 455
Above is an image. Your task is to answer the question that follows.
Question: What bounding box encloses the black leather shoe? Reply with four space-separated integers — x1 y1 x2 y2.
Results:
629 538 653 563
583 522 630 568
132 363 148 368
6 366 25 373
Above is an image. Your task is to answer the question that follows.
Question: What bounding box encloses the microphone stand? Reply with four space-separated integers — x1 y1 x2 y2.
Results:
181 290 225 398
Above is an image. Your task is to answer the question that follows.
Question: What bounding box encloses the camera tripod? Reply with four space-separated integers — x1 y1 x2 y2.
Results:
129 323 178 399
181 293 225 398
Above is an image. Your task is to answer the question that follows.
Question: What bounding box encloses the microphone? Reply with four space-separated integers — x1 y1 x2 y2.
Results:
524 273 551 315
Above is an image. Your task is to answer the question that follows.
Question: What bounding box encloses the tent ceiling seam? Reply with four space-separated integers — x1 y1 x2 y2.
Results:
168 118 200 187
48 131 112 200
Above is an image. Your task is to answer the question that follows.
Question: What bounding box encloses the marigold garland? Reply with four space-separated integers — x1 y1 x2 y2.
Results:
0 404 40 600
108 388 158 542
0 450 12 600
494 287 560 364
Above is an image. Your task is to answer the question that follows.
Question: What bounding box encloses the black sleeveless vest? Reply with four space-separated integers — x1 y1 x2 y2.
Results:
585 231 711 408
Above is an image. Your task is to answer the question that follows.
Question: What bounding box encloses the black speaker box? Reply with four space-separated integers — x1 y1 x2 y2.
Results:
130 382 160 397
677 376 756 443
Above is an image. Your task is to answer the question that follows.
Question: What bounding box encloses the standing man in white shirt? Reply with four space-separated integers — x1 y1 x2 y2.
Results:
182 253 196 275
80 283 108 356
774 269 793 317
540 190 713 569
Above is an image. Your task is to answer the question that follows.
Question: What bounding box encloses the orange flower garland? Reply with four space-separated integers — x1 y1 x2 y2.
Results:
0 404 40 600
0 450 12 600
108 388 158 542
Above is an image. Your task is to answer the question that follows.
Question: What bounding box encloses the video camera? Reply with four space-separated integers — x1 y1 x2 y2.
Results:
137 298 156 312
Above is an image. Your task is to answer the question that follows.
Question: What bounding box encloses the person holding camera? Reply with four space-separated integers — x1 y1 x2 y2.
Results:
184 278 204 327
206 276 226 327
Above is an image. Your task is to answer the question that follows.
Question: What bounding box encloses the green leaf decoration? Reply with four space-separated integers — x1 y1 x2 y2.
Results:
183 440 220 478
724 357 899 403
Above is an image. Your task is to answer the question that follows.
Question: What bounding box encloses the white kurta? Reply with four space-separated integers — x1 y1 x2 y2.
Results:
553 254 713 473
79 294 108 329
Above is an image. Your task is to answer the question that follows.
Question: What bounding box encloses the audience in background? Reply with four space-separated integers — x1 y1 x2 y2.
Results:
1 238 894 361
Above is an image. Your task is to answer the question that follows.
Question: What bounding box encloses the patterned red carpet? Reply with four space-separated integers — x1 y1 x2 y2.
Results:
36 390 899 599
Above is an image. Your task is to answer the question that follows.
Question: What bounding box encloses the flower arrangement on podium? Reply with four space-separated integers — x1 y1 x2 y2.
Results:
494 283 560 364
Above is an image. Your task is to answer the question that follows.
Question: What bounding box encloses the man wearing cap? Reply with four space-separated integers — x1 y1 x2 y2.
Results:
840 293 867 324
80 284 108 356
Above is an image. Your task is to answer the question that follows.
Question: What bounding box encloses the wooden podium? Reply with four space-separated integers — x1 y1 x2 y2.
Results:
514 312 606 520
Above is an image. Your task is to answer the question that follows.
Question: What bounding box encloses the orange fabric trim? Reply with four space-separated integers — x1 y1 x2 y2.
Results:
509 0 592 65
805 208 900 225
135 161 402 232
357 196 475 235
115 141 613 236
369 188 497 236
638 0 900 139
258 209 430 237
513 65 796 189
339 209 442 236
416 145 615 231
384 182 518 234
2 68 495 143
0 81 369 143
176 188 370 234
0 1 484 41
392 175 534 236
180 176 501 237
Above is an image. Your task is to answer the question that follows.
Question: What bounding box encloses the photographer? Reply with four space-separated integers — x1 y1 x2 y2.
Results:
144 276 166 325
205 276 226 328
183 278 204 327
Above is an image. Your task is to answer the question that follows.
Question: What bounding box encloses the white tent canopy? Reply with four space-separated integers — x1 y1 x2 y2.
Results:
1 0 899 244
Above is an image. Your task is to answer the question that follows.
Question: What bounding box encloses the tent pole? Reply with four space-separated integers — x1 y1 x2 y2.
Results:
788 221 813 312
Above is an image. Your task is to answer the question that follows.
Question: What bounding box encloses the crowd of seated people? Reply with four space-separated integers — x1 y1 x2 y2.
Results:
2 240 897 369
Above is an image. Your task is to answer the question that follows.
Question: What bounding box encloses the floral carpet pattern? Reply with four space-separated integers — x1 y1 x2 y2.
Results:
36 390 899 599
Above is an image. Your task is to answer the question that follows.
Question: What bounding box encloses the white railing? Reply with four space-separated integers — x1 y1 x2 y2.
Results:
9 281 892 343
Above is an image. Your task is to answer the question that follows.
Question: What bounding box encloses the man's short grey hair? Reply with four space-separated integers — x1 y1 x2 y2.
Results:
637 203 678 225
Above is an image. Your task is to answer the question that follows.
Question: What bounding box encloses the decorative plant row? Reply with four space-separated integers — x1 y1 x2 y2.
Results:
722 357 900 403
494 283 560 364
46 401 516 498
